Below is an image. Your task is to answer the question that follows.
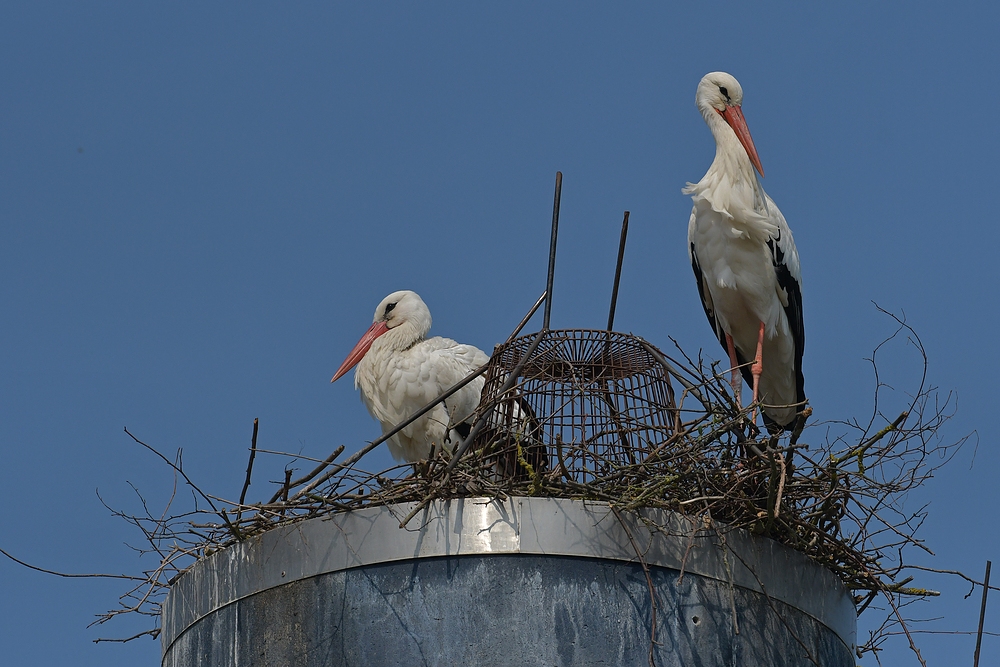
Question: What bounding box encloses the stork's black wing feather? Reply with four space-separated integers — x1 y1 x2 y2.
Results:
767 235 806 431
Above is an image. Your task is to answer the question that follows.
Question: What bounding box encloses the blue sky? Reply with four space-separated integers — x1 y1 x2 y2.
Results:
1 3 998 665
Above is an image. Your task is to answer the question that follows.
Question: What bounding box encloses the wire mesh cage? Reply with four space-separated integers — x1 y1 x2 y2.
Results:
471 329 679 484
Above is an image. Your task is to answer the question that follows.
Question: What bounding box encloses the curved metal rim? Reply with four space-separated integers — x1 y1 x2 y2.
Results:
489 329 668 382
162 497 857 655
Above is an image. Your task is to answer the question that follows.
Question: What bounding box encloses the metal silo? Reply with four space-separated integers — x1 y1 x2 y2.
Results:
161 497 856 666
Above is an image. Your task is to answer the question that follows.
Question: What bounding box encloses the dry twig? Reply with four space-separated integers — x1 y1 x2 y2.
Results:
28 309 970 657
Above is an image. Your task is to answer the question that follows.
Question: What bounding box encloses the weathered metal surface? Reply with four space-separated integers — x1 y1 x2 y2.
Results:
162 497 857 666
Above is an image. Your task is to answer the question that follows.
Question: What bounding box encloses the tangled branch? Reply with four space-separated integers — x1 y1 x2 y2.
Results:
19 310 970 661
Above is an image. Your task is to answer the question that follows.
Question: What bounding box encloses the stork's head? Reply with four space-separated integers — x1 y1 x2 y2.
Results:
696 71 764 177
331 290 432 383
372 290 432 335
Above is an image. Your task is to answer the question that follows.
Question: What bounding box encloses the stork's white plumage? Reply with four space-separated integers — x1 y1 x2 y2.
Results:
331 290 489 462
684 72 805 431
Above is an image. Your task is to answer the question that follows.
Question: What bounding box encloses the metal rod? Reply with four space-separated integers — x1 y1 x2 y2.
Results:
445 328 548 472
296 368 486 500
601 210 632 460
292 291 548 500
543 171 562 331
441 288 547 474
607 211 630 331
975 560 992 667
509 290 547 341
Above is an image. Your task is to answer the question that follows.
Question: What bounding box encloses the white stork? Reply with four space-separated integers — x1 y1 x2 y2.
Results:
684 72 805 432
331 290 490 462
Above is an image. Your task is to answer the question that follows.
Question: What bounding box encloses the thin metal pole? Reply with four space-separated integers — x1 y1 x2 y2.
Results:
290 291 547 501
445 328 548 471
599 211 633 458
607 211 630 331
974 560 992 667
543 171 562 331
509 290 547 341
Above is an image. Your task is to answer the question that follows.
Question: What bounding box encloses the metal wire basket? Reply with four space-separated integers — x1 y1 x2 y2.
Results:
471 329 679 483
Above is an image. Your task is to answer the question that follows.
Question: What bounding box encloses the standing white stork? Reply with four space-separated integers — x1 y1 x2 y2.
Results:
684 72 805 432
331 290 490 462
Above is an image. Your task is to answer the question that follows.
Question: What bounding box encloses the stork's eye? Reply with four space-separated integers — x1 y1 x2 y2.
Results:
719 86 730 101
384 302 397 315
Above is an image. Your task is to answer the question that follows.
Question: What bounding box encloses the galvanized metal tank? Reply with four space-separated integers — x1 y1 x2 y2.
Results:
161 497 856 666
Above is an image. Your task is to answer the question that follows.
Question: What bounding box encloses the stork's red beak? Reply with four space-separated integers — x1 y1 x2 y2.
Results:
719 105 765 177
331 320 389 383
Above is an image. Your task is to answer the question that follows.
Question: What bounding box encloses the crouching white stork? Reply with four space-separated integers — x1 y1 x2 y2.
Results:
684 72 806 432
331 290 490 462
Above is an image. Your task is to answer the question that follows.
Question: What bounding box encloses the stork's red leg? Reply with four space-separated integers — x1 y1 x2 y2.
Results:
750 321 765 421
725 333 741 405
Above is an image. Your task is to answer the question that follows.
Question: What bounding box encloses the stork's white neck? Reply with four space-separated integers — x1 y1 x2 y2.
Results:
686 106 768 220
376 319 427 355
703 108 758 186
